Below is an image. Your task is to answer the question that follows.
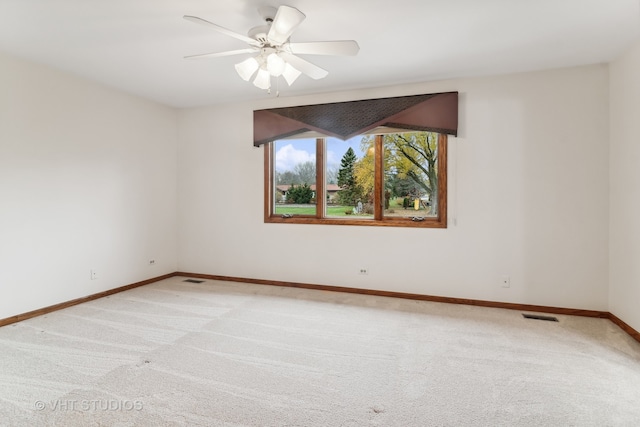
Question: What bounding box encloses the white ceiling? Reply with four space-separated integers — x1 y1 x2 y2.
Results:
1 0 638 108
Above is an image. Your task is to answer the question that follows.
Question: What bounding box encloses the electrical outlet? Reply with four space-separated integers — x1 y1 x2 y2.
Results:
500 275 510 288
359 268 369 275
90 269 98 280
149 259 156 266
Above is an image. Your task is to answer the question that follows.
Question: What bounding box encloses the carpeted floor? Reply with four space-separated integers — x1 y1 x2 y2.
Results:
1 276 639 426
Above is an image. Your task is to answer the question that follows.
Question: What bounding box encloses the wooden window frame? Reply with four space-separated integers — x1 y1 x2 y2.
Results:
264 134 448 228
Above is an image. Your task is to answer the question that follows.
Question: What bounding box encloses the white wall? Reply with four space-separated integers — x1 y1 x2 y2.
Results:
609 40 640 331
178 64 610 311
0 53 178 320
0 52 617 322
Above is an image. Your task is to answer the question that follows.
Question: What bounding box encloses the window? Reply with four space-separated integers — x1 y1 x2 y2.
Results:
264 130 447 228
273 138 317 216
255 91 457 228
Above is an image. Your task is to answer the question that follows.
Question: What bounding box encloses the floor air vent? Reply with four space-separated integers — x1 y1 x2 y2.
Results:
522 313 559 322
183 279 205 284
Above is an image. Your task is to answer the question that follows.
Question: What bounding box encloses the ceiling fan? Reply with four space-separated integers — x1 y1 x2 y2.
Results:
184 5 359 92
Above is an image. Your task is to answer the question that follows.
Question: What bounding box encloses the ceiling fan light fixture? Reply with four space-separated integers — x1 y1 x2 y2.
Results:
266 53 286 76
282 63 302 86
235 57 259 81
253 67 271 90
184 5 357 93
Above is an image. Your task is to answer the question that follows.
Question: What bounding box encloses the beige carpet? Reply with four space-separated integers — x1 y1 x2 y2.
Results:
0 276 639 426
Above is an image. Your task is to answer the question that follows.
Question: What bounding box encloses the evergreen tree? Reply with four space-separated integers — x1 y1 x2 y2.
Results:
286 183 313 204
336 147 361 206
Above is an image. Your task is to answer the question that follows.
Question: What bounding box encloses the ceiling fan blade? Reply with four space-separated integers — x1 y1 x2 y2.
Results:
184 15 260 46
184 48 258 60
279 52 328 80
267 6 306 45
287 40 360 56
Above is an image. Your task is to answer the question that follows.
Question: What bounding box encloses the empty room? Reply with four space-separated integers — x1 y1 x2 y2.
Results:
1 1 639 425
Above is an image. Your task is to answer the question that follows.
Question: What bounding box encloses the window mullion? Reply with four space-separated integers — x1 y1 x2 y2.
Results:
437 134 448 223
374 134 384 220
264 142 274 220
316 138 325 219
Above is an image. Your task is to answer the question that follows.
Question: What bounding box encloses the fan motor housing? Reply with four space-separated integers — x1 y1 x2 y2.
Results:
248 25 270 44
250 6 277 45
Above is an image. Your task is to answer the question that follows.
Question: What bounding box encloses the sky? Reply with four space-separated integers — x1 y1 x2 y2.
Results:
275 136 365 172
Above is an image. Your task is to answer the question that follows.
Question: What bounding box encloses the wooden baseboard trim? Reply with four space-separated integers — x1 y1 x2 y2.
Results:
0 272 178 328
175 272 610 319
3 271 638 346
608 313 640 343
177 272 640 343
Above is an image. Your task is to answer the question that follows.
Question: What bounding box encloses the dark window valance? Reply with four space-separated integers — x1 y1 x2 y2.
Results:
253 91 458 146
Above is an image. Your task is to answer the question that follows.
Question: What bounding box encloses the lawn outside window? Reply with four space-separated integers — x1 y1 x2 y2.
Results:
264 130 447 228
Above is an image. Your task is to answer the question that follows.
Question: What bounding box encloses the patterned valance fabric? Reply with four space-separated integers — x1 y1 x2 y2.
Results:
253 91 458 146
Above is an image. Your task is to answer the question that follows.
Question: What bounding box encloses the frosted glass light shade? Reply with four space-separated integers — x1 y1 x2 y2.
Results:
236 52 302 90
282 63 302 86
267 53 286 76
253 68 271 90
235 57 259 81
